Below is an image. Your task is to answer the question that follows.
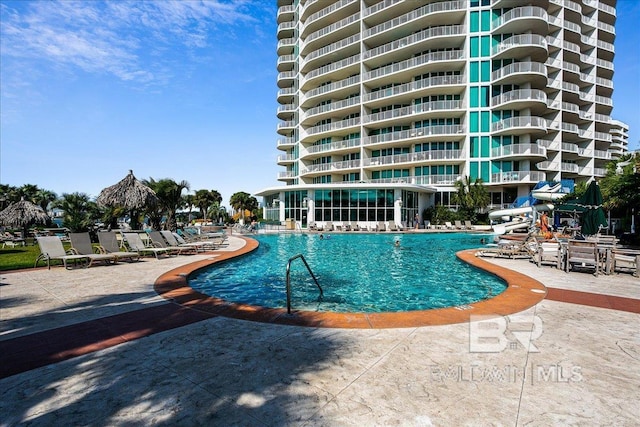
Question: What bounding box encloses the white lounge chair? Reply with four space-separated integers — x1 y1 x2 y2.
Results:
35 236 90 269
68 232 117 267
160 230 206 253
147 231 194 255
123 232 173 259
97 231 141 263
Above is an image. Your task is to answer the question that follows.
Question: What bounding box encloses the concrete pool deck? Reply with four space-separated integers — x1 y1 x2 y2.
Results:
1 234 639 425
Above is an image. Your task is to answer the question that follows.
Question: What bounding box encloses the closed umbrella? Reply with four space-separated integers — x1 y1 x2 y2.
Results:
580 181 607 236
97 170 158 230
0 198 50 238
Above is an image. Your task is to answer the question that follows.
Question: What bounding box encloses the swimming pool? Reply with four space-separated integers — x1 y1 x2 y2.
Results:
189 233 505 313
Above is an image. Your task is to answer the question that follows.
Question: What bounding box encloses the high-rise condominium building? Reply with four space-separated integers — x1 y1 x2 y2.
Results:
257 0 618 230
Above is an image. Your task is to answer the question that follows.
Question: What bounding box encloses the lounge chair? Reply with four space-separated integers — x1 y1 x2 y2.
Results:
147 231 193 255
1 231 26 247
464 220 473 230
376 221 387 232
454 220 465 230
565 239 599 276
324 221 334 232
68 232 117 267
349 221 360 231
97 231 141 263
34 236 91 269
172 232 215 251
444 221 456 230
388 222 399 232
123 232 173 259
160 230 207 253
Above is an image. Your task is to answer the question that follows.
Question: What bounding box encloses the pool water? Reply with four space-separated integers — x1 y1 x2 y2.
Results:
188 233 506 313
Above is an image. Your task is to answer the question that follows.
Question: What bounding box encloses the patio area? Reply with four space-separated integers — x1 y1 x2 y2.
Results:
1 235 638 426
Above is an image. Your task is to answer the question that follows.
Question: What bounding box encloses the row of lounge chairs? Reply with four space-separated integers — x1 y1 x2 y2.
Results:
310 221 406 232
34 229 228 269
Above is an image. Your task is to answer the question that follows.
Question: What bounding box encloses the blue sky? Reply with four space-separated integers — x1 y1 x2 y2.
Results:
1 0 639 208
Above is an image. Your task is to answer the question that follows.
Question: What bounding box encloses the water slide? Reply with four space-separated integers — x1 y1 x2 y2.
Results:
531 182 565 201
489 208 532 234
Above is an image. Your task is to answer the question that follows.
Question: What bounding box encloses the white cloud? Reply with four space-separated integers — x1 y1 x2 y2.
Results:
0 0 265 86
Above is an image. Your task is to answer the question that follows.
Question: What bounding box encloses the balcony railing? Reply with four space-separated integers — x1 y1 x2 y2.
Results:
364 125 465 145
491 143 546 158
491 171 546 183
364 25 465 60
364 100 462 124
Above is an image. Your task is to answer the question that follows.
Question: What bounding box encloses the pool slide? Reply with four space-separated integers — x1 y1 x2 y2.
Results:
531 182 566 201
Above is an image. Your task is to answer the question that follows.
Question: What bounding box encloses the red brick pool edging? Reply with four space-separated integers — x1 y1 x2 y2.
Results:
154 239 548 329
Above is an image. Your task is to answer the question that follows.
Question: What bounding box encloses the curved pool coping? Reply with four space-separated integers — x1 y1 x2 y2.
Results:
154 236 547 329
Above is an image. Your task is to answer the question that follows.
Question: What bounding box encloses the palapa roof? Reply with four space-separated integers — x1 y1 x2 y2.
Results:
0 199 50 228
97 170 159 210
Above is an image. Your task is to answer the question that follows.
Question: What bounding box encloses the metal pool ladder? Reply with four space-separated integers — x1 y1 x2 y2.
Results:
286 254 323 314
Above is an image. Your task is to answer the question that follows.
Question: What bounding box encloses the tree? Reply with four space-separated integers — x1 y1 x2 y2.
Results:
599 154 640 232
53 193 98 232
34 189 58 212
193 189 222 222
451 176 489 222
143 178 190 231
229 191 258 223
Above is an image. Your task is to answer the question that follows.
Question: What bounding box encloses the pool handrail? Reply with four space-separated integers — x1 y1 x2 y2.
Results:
285 254 323 314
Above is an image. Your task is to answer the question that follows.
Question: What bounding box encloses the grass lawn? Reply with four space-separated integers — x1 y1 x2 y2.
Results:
0 243 41 271
0 240 76 271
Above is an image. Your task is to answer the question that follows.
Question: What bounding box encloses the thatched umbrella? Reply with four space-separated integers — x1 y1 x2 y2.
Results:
0 198 50 238
97 170 158 230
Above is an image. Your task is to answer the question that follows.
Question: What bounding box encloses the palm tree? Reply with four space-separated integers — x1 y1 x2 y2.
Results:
229 191 258 223
52 193 97 232
34 189 58 212
452 176 489 222
143 178 190 231
193 189 222 222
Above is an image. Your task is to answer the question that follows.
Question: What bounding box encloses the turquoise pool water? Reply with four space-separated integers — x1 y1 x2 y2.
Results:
188 233 506 313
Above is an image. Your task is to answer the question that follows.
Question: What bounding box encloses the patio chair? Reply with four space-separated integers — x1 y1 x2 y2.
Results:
536 241 563 269
325 221 334 232
464 220 473 230
612 249 640 277
376 221 387 232
160 230 206 253
96 231 141 263
147 231 193 255
122 232 173 259
388 222 399 232
444 221 456 230
454 220 465 230
68 232 117 267
565 239 599 276
34 236 90 269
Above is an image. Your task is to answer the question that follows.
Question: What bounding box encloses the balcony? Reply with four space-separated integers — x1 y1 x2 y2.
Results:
491 89 547 112
277 137 296 149
536 161 558 171
277 154 296 165
301 138 361 160
301 96 360 124
491 171 547 184
364 149 464 168
363 25 465 67
277 171 296 180
491 116 547 136
303 117 361 138
491 143 547 161
492 61 547 86
300 159 361 176
492 34 547 61
492 6 548 34
363 50 465 85
363 100 463 126
364 125 465 146
364 74 465 106
277 70 297 88
301 75 359 107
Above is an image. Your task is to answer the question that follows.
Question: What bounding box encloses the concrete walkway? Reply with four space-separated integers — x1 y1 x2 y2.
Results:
1 236 638 426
